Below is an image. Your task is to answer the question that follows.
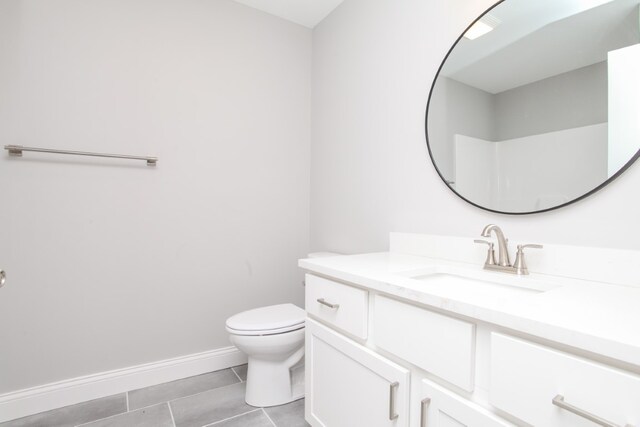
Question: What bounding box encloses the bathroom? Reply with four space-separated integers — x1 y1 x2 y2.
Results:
1 0 639 426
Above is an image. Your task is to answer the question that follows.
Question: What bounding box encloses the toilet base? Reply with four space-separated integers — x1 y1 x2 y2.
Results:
245 357 305 407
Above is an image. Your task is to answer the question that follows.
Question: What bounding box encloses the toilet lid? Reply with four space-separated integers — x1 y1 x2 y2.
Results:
226 303 305 334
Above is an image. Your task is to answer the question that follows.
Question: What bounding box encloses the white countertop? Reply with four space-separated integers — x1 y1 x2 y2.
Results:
299 252 640 368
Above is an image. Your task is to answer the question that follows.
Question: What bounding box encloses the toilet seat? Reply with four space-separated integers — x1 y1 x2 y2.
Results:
226 303 305 336
227 323 304 336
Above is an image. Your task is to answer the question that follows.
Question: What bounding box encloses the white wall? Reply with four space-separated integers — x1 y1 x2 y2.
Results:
428 77 495 181
454 135 496 209
608 43 640 176
496 124 608 212
454 124 608 213
494 61 608 141
431 62 607 190
0 0 311 394
311 0 640 254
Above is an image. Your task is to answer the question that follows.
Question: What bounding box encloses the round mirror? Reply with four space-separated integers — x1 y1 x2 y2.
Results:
426 0 640 214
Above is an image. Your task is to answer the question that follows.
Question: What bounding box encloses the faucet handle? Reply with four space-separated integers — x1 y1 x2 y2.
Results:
518 244 543 250
474 239 497 266
514 244 543 275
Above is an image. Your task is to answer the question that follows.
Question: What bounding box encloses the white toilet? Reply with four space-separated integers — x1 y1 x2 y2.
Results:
226 303 306 407
226 252 339 407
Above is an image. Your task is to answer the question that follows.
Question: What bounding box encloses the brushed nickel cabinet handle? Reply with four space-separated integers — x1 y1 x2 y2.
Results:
552 395 634 427
420 398 431 427
0 270 5 288
316 298 339 309
389 381 399 420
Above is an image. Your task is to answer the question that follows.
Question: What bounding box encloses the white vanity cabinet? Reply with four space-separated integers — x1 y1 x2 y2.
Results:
302 272 640 427
305 319 410 427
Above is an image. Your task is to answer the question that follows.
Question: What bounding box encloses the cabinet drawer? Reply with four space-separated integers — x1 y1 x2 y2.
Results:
490 333 640 426
305 274 369 339
420 378 514 427
373 295 475 391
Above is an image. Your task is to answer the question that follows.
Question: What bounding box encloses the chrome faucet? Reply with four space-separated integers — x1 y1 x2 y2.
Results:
474 224 542 275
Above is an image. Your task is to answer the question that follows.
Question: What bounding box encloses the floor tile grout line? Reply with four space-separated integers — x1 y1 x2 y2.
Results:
200 408 261 427
74 401 176 427
125 368 242 412
230 366 243 383
126 399 181 414
79 383 241 423
129 371 243 414
262 408 277 427
5 369 243 426
9 371 274 427
72 403 131 427
168 380 244 406
167 402 177 427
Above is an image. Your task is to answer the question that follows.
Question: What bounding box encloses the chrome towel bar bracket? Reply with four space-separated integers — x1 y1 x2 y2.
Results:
4 145 157 166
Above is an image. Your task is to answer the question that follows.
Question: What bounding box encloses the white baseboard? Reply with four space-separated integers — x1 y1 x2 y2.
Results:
0 346 247 423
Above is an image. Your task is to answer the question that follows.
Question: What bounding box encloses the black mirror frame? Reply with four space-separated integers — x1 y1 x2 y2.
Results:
424 0 640 215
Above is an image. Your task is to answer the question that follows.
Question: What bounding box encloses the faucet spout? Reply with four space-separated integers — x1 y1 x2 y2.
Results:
481 224 511 267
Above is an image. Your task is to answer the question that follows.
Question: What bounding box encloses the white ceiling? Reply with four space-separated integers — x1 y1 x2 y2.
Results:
231 0 344 28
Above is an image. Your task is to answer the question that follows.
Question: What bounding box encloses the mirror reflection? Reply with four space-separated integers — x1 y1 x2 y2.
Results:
427 0 640 213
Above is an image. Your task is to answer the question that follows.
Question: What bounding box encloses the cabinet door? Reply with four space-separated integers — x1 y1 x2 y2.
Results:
419 379 513 427
306 318 410 427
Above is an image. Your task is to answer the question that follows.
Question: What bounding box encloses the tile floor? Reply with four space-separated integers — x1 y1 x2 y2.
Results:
1 365 309 427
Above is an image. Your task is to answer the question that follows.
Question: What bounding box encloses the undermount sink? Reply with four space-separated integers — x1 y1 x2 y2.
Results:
400 267 561 299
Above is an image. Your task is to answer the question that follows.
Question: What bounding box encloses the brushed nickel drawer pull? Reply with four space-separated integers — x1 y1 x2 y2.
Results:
0 270 5 288
420 398 431 427
552 395 634 427
389 381 399 420
317 298 340 309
